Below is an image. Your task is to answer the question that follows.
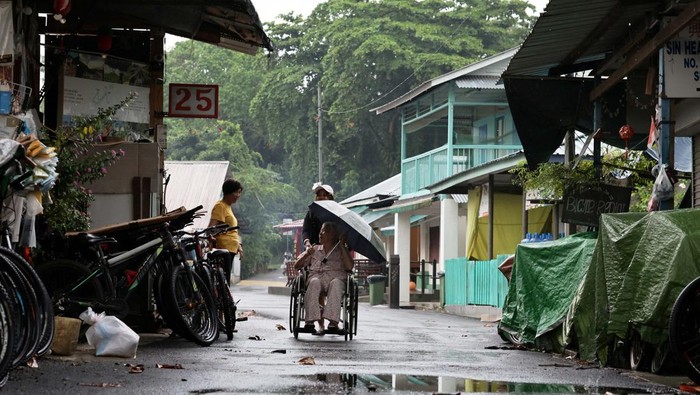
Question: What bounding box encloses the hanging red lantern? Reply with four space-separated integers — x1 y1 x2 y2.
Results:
53 0 71 16
619 124 635 158
97 27 113 52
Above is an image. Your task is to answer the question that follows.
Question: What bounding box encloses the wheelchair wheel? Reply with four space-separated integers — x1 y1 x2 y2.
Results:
350 279 359 339
289 275 304 339
289 290 297 335
342 277 357 341
293 292 304 339
343 294 350 341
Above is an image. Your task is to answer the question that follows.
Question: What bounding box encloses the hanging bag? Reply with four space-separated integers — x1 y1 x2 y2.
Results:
651 164 674 201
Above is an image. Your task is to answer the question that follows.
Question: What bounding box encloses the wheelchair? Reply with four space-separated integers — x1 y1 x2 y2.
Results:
289 268 358 340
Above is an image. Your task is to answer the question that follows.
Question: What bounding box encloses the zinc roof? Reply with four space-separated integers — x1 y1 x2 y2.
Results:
454 76 502 90
164 161 229 229
504 0 682 78
372 48 518 114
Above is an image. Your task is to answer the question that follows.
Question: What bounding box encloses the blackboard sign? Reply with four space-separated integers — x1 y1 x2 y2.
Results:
561 184 632 227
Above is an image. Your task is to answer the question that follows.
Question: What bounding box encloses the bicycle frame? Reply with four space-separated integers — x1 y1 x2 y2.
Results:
57 225 182 312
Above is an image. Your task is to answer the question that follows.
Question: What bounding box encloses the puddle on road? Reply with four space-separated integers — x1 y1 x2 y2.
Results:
285 373 656 394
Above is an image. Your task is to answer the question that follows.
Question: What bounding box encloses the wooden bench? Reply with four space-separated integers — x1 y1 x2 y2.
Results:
353 259 386 291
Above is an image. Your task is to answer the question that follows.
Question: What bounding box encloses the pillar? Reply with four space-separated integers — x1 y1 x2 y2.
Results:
394 211 411 305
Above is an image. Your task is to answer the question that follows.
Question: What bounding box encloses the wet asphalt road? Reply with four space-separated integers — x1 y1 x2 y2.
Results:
4 269 689 394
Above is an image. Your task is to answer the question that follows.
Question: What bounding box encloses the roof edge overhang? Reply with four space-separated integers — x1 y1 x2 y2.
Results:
371 47 519 115
427 151 526 194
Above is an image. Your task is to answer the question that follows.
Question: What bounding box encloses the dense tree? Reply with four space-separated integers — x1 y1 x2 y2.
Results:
252 0 535 198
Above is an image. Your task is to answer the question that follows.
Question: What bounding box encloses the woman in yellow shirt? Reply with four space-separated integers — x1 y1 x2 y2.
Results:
208 179 243 281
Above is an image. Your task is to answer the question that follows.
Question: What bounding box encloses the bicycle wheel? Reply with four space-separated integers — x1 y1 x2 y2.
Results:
153 269 185 338
164 265 219 346
669 276 700 384
0 255 40 368
0 247 54 357
214 266 236 340
629 330 652 371
0 273 16 386
35 259 104 318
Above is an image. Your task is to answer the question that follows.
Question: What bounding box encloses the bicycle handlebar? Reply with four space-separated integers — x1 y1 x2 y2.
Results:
175 224 239 239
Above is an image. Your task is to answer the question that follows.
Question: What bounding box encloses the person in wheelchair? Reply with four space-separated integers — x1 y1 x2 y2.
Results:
294 221 354 335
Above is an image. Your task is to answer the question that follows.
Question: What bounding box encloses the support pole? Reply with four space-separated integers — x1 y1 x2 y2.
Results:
317 85 323 182
658 48 674 210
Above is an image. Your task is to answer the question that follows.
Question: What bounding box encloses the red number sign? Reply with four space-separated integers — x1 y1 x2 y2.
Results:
168 83 219 118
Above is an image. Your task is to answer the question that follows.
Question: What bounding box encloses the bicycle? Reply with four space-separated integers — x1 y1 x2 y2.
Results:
669 276 700 384
35 205 220 346
0 141 54 385
176 224 240 340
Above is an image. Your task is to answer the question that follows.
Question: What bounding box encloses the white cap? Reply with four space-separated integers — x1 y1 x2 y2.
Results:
312 182 334 196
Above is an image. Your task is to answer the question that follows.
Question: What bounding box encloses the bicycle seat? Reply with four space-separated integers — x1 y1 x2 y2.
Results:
72 232 118 246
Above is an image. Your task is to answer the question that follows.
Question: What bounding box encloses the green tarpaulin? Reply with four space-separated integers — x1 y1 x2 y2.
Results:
498 232 597 351
498 208 700 365
575 209 700 363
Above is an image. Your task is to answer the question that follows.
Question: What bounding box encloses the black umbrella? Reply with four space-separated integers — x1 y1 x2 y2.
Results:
309 200 387 263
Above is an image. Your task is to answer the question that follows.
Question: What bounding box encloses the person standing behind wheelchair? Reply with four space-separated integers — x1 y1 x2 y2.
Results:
302 182 334 250
294 221 354 336
208 178 243 284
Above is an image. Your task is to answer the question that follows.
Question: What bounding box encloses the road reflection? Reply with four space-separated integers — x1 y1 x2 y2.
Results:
300 373 654 394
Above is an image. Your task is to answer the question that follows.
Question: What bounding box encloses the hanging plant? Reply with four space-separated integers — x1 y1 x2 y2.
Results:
510 161 597 201
509 149 658 212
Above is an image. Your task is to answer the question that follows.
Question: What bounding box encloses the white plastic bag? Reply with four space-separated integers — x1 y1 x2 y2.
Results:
79 307 139 358
651 164 674 201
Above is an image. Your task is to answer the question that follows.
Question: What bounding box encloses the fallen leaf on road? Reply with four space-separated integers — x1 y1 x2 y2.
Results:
125 363 144 373
271 349 286 354
248 335 263 341
679 383 700 393
276 324 286 331
297 356 315 365
240 310 256 317
26 357 38 368
79 382 122 388
156 363 184 369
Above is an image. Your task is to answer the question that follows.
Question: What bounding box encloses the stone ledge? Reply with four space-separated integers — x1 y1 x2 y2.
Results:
268 286 291 296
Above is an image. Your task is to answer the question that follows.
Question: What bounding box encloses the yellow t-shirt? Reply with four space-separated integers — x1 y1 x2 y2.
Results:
210 200 239 253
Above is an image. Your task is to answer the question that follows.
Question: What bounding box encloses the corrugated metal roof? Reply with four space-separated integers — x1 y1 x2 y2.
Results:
340 174 402 207
454 76 502 90
372 48 518 114
451 194 469 204
504 0 692 78
164 161 229 229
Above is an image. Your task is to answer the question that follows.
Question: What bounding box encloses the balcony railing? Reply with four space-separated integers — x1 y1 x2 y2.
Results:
402 144 521 194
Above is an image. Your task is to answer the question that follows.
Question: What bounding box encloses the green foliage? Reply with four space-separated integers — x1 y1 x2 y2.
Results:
510 161 595 201
510 149 657 212
42 99 130 235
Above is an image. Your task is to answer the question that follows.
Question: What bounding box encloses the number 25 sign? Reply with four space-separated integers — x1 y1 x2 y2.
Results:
168 83 219 118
